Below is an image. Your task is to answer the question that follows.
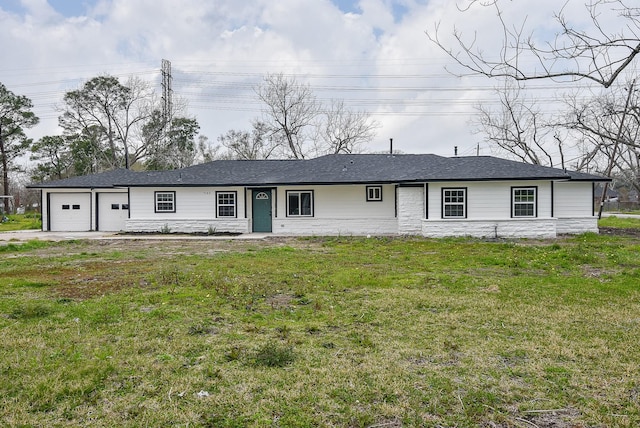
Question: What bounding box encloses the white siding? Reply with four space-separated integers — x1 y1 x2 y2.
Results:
554 181 594 218
554 181 598 234
112 180 597 237
126 187 249 233
427 181 553 220
272 184 397 235
423 181 559 238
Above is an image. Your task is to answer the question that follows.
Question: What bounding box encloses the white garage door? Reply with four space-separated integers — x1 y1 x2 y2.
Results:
97 193 129 231
49 193 91 232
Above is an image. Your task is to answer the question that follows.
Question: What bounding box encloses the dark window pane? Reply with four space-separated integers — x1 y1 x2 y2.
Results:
301 193 312 215
288 194 300 215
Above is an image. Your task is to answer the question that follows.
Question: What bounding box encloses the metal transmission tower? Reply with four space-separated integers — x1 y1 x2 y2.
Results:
161 59 173 124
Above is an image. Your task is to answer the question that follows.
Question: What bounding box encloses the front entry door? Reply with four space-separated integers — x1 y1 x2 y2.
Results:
252 190 272 232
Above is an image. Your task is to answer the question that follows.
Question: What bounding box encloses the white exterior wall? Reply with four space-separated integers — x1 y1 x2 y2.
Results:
271 184 398 235
424 181 557 238
554 181 598 234
126 187 250 233
397 186 424 234
427 181 553 220
423 219 557 238
43 179 599 238
554 182 593 217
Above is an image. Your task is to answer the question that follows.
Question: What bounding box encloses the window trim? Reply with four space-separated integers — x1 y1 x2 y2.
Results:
154 191 176 213
511 186 538 218
216 191 237 218
286 190 314 217
366 185 383 202
441 187 467 219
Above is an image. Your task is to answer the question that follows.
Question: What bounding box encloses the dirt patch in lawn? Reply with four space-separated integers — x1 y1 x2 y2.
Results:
599 226 640 238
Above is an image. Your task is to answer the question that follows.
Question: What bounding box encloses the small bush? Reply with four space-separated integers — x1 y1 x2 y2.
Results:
252 342 295 368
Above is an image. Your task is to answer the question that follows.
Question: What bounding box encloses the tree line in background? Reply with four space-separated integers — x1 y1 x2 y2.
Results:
217 73 379 160
0 72 380 208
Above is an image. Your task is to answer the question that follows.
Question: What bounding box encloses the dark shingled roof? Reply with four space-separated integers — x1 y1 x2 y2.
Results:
29 154 609 189
28 168 140 189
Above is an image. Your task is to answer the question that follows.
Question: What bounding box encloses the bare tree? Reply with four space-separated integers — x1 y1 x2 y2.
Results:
225 73 379 159
195 135 226 163
217 121 278 160
563 80 640 192
256 73 320 159
315 100 380 155
474 82 563 166
428 0 640 88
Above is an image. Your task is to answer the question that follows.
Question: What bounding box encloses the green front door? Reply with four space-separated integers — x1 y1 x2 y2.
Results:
252 190 272 232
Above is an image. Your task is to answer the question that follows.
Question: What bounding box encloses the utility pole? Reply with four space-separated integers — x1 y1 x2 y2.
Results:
161 59 173 124
598 78 635 219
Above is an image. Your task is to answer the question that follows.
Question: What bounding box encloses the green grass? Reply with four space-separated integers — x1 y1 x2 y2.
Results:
0 235 639 427
0 213 42 231
599 215 640 229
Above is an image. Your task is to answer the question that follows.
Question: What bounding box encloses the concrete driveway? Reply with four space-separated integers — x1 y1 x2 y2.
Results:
601 212 640 218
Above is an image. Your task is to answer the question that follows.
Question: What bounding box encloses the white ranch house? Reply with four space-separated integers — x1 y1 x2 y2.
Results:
30 154 608 238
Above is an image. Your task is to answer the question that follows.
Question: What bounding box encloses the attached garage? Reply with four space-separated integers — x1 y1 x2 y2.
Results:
48 193 91 232
97 192 129 231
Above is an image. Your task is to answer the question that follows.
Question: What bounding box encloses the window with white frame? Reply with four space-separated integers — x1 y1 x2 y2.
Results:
442 188 466 218
155 191 175 213
287 191 313 216
366 186 382 201
216 191 237 217
512 187 537 217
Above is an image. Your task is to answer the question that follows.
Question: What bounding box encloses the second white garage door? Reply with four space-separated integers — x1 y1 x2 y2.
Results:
49 193 91 232
97 192 129 231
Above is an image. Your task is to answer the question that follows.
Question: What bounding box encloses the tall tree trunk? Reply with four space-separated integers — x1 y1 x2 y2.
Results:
0 133 9 207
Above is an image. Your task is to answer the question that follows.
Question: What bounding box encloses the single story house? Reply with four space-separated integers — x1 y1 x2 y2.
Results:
29 154 609 238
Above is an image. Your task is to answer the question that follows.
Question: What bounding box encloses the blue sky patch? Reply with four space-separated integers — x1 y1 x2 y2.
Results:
331 0 410 22
0 0 26 15
0 0 96 16
48 0 96 16
331 0 361 14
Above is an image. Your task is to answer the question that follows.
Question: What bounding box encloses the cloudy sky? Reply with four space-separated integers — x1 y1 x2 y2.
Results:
0 0 617 162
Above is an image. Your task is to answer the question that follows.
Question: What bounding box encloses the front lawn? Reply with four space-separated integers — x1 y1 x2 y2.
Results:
599 215 640 229
0 235 638 427
0 213 42 231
